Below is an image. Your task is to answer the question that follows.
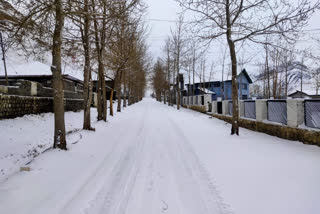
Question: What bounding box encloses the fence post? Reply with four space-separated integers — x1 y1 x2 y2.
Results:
30 82 38 96
212 101 217 114
239 100 245 118
256 99 268 122
222 100 229 115
93 92 98 107
287 99 304 128
204 95 210 111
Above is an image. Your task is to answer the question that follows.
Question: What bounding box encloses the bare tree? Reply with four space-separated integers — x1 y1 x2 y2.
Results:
152 59 167 101
170 14 186 110
51 0 66 149
66 0 95 131
312 68 320 95
10 0 68 148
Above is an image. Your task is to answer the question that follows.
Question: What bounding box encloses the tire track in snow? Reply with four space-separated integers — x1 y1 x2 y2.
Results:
167 117 233 214
58 109 147 214
82 106 149 214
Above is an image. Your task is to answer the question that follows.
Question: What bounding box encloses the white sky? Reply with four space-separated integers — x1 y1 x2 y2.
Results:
145 0 181 59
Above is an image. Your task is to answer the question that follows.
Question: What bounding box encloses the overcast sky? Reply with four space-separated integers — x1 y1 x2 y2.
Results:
145 0 320 68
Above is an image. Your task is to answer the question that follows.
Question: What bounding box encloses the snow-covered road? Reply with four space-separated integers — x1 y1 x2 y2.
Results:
1 98 320 214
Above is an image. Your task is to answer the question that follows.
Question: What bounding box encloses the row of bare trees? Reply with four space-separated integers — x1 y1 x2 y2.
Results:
253 40 311 99
172 0 320 135
6 0 148 149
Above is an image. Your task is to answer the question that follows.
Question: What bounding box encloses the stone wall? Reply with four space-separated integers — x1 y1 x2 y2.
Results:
187 105 207 113
182 96 320 146
210 114 320 147
0 94 83 119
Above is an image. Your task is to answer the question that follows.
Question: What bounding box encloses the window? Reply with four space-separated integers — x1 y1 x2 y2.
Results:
242 84 248 90
213 82 220 87
242 95 248 100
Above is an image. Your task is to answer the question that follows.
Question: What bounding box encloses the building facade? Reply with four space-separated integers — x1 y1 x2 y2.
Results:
185 69 253 100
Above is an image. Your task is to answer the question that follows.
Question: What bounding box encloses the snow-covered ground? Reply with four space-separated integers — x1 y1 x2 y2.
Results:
0 98 320 214
0 108 98 183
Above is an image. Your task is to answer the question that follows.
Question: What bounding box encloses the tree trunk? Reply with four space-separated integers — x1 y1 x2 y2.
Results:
97 59 106 121
117 82 122 112
226 1 239 135
123 81 127 108
91 0 107 122
265 45 271 98
52 0 67 149
82 0 94 131
228 40 239 135
110 88 114 116
285 62 288 97
177 75 180 110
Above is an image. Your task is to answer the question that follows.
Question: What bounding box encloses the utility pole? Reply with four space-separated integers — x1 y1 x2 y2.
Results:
0 32 8 86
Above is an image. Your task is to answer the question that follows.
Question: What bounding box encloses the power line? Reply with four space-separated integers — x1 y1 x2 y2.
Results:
145 18 320 33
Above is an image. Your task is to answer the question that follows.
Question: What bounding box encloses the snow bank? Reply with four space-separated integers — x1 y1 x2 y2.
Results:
0 109 98 183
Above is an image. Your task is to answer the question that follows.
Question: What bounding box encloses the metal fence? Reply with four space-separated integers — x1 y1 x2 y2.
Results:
228 101 233 116
208 102 212 112
217 102 222 114
305 100 320 129
267 100 287 124
244 101 256 119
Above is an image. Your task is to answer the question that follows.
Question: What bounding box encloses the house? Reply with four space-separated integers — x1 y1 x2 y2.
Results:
168 74 184 104
92 80 116 100
289 90 320 99
0 74 84 99
0 74 84 91
185 69 253 101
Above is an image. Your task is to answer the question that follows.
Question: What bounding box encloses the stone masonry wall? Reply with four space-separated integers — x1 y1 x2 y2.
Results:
211 113 320 147
0 94 83 119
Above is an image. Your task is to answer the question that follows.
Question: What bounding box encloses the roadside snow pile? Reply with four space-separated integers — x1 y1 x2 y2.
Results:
0 109 97 183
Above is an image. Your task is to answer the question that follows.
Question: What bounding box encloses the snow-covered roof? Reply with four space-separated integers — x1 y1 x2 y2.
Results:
2 50 84 81
199 87 216 94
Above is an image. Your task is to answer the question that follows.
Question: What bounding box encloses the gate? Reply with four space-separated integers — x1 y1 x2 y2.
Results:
267 100 287 124
228 101 233 116
217 102 222 114
305 100 320 129
208 102 212 112
244 101 256 119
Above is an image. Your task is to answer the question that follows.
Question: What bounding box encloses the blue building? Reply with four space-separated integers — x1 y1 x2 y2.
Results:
185 69 253 100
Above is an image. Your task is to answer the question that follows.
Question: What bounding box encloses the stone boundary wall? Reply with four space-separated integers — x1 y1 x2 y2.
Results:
183 100 320 146
0 94 83 119
183 105 207 113
211 114 320 147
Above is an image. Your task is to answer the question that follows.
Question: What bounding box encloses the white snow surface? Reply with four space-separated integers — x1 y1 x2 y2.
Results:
0 98 320 214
